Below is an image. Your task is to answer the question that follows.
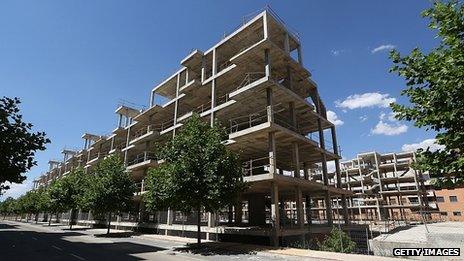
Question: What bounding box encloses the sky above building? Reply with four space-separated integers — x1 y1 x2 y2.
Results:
0 1 440 198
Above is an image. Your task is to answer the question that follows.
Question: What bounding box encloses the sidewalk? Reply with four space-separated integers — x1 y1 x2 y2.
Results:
6 219 404 260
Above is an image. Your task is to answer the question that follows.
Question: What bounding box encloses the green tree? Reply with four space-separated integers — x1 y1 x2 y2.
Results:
317 227 356 253
390 1 464 186
0 97 50 193
84 155 136 234
29 188 51 223
0 197 16 219
144 114 246 244
48 168 90 229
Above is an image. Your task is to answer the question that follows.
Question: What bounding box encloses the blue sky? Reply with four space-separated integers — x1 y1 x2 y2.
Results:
0 1 439 198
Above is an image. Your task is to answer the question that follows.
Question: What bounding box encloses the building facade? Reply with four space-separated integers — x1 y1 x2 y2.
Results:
316 151 436 222
434 187 464 222
33 8 351 246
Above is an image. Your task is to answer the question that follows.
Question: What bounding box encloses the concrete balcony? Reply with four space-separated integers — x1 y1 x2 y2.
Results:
127 151 157 171
130 124 161 145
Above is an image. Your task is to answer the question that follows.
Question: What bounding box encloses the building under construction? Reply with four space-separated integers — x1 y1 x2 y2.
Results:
309 151 437 222
33 8 353 246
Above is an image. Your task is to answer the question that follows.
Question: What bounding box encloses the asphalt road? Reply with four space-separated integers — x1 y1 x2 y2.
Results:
0 220 313 261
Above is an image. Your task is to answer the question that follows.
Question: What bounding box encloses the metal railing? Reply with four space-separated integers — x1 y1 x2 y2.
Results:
236 72 266 91
128 151 157 166
242 156 271 176
133 124 161 139
228 112 268 134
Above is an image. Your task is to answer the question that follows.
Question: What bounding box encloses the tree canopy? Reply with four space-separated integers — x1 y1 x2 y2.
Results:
0 97 50 193
83 155 136 234
317 227 357 253
144 114 246 244
48 168 90 228
390 1 464 187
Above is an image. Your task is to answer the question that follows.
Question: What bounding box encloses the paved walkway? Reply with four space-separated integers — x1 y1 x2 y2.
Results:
1 219 404 260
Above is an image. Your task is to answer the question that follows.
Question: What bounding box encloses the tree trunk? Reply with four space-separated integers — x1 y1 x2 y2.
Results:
107 212 111 234
197 208 201 245
35 213 38 224
48 213 52 226
69 209 73 230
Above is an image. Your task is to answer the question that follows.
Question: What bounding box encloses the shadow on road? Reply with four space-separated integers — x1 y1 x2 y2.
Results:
0 222 167 261
95 232 140 238
0 223 18 229
174 242 269 256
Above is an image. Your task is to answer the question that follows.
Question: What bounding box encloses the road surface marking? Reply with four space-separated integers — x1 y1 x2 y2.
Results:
51 245 63 251
70 253 85 260
32 237 38 240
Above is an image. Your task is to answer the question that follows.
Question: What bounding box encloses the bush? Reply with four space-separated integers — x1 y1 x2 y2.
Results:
317 227 356 253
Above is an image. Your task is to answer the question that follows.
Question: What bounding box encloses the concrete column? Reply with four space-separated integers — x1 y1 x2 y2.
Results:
173 73 180 137
286 66 293 90
201 56 206 82
331 126 349 224
263 11 269 39
124 126 131 166
268 132 276 176
297 45 303 66
110 137 115 151
316 99 333 225
234 201 242 225
292 142 300 178
284 32 290 54
376 198 382 221
303 162 309 180
266 87 274 123
167 208 174 226
264 48 271 77
270 182 280 247
305 195 312 225
296 187 304 228
208 213 216 227
374 153 383 193
149 91 154 107
211 49 217 126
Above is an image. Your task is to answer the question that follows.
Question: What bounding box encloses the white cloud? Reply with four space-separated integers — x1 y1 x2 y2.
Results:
371 121 408 136
327 110 344 126
402 139 445 152
359 115 368 122
371 44 396 54
336 92 396 110
330 49 347 56
1 179 33 200
380 111 397 122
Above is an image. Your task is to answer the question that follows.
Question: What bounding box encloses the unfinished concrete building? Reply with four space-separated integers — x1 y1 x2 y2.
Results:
33 8 352 246
312 151 435 222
